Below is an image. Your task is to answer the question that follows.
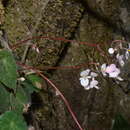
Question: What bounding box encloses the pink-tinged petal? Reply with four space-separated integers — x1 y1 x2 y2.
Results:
83 79 99 90
116 54 123 61
105 64 116 73
80 78 89 87
88 79 99 89
109 72 118 77
109 68 120 78
90 79 98 86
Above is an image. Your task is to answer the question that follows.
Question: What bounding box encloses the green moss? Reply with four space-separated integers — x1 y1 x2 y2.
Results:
3 0 84 68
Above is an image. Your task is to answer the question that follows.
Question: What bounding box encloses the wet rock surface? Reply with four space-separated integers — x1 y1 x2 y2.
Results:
1 0 130 129
3 0 84 67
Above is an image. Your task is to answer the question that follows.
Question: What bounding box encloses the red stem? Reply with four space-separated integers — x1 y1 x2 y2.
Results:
11 35 97 50
17 62 84 130
17 61 98 71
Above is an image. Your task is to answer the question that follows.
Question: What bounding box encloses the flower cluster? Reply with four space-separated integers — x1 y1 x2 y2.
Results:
108 43 130 67
79 42 130 90
101 43 130 81
79 69 99 90
101 64 123 81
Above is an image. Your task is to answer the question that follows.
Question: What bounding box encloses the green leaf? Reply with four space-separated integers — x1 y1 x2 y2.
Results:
0 50 17 89
112 114 130 130
22 80 39 94
26 74 42 90
0 111 27 130
16 87 29 105
10 87 29 113
0 84 10 113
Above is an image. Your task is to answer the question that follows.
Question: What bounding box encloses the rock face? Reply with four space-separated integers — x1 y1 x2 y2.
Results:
82 0 120 22
1 0 130 129
82 0 130 36
3 0 84 67
120 0 130 33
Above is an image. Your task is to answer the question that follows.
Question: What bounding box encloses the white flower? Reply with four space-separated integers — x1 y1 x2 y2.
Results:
32 44 40 53
125 43 130 59
116 54 125 67
101 64 107 76
108 68 120 78
105 64 120 78
28 126 35 130
17 77 25 81
88 78 99 89
128 43 130 48
108 48 115 54
79 69 99 90
80 69 90 77
80 69 91 89
116 76 124 81
125 50 129 60
101 63 123 80
36 48 40 53
83 78 99 90
80 77 89 87
90 72 98 77
84 85 91 90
